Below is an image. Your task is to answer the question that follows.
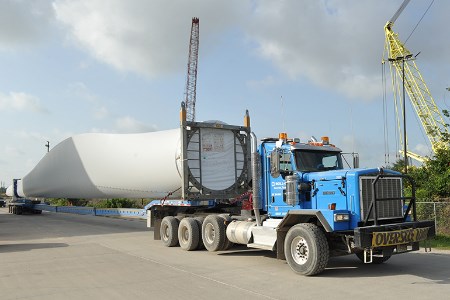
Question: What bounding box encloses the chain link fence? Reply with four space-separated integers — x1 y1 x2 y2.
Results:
417 201 450 236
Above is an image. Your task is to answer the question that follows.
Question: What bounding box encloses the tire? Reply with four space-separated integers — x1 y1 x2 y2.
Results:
178 218 200 251
284 223 329 276
202 215 226 252
355 251 391 264
222 237 235 250
218 215 234 250
160 216 179 247
194 217 205 250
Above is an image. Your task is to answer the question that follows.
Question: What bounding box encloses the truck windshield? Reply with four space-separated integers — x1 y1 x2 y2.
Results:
294 150 343 172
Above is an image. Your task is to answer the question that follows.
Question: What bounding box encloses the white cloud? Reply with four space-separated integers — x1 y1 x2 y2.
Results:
4 145 25 157
246 0 402 101
15 130 49 141
46 0 450 105
115 116 157 133
53 0 246 77
67 82 110 119
247 75 277 89
67 82 96 102
50 0 410 101
0 92 48 113
93 106 109 119
413 143 432 157
0 0 54 50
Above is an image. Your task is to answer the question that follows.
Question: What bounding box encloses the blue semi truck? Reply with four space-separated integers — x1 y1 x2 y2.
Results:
148 105 435 276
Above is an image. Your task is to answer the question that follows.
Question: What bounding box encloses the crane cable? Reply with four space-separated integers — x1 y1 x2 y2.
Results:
402 0 435 157
404 0 435 45
383 0 436 164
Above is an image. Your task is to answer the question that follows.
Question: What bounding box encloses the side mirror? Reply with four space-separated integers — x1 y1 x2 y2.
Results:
353 153 360 169
270 150 280 178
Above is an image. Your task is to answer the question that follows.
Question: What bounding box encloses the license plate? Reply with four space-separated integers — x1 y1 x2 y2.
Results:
371 227 430 247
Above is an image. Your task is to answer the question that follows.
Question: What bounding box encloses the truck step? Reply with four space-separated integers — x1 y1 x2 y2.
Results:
247 243 275 251
250 226 277 250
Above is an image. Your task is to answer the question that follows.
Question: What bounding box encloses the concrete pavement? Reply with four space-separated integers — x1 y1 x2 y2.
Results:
1 208 449 299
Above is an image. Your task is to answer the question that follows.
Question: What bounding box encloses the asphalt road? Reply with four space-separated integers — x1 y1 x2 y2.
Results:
1 208 449 300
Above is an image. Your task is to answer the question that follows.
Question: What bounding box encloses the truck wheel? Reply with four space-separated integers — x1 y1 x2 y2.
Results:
355 252 391 264
194 217 205 250
202 215 226 251
160 216 179 247
284 223 329 276
222 236 234 250
178 218 200 251
218 215 234 250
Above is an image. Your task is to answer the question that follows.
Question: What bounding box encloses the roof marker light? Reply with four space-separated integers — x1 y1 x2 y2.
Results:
279 132 288 140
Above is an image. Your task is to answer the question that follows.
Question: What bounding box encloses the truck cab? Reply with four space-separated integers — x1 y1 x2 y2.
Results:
261 135 345 218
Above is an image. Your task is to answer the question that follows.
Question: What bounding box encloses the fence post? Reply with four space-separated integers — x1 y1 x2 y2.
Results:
434 202 437 235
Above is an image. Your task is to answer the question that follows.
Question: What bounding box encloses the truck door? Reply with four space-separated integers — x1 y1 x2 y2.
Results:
267 152 295 217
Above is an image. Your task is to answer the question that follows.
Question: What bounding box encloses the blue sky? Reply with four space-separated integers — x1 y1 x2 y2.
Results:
1 0 450 187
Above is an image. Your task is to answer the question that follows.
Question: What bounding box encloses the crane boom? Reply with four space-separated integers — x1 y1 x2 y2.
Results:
388 0 411 25
185 18 200 122
384 1 449 156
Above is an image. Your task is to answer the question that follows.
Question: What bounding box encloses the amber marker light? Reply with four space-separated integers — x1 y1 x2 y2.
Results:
279 132 288 140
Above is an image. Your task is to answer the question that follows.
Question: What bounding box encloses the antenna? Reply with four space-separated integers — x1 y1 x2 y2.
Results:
281 96 285 133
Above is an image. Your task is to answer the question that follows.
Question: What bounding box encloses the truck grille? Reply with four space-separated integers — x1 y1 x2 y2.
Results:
359 176 403 221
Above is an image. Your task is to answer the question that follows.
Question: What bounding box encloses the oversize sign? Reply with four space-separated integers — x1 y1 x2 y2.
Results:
371 227 430 247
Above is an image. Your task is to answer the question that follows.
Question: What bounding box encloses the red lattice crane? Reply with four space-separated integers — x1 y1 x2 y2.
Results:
184 18 199 122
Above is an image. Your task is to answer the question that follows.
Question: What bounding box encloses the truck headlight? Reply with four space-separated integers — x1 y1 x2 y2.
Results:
334 213 350 222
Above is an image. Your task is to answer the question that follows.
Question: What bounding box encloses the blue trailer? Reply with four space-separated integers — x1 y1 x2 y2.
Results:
148 107 435 276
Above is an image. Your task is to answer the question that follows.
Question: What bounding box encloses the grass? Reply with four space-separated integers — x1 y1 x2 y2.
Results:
422 235 450 250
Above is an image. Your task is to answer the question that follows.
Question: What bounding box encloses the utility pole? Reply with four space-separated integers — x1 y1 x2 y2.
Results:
402 56 408 174
45 141 50 153
389 54 412 173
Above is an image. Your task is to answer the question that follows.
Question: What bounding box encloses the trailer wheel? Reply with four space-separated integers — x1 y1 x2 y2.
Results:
284 223 329 276
202 215 226 251
194 217 205 250
160 216 179 247
355 251 391 264
178 218 200 251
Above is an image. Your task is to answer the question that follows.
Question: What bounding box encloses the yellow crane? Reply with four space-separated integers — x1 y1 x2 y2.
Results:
383 0 449 162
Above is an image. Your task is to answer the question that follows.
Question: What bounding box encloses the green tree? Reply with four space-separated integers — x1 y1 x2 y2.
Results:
401 110 450 199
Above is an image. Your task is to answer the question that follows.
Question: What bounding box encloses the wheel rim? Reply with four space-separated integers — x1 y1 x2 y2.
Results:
291 236 309 265
181 226 189 243
205 223 215 244
161 223 169 242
